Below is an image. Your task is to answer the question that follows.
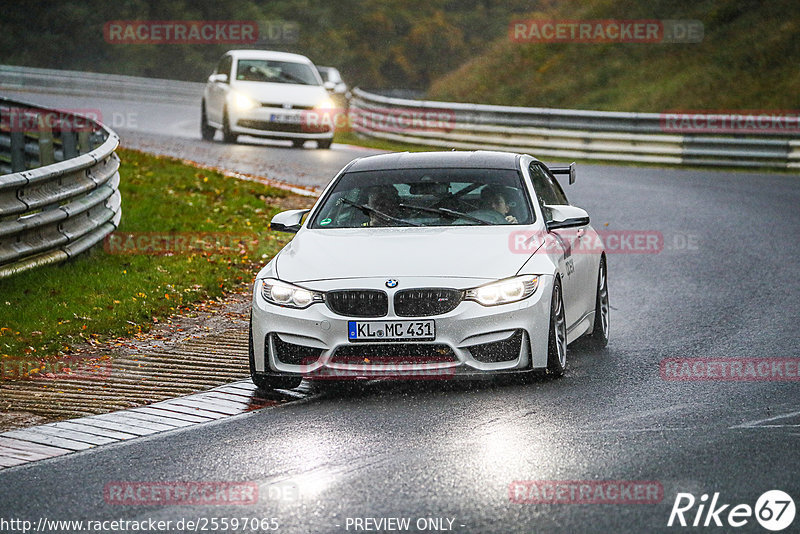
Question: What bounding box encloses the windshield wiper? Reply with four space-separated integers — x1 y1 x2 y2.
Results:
397 203 491 225
337 198 422 227
277 71 312 85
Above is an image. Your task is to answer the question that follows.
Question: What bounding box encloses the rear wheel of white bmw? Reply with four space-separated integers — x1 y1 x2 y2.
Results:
585 255 610 349
249 317 302 391
546 277 567 377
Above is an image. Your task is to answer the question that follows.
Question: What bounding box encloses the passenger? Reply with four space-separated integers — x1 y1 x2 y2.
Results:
481 186 518 224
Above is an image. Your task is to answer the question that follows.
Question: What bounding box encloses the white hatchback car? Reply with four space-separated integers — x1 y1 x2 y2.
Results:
201 50 335 148
249 151 609 390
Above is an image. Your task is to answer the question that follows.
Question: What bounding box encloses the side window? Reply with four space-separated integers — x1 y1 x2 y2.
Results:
216 55 232 80
528 163 569 208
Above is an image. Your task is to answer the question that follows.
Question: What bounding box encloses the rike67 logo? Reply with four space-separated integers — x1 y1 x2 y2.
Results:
668 490 795 531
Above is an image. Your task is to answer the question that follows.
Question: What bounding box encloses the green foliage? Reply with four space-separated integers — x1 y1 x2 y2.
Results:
428 0 800 110
0 0 531 90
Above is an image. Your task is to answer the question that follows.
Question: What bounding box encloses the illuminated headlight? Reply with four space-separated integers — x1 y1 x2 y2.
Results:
261 278 323 309
231 91 258 111
314 97 336 110
465 275 539 306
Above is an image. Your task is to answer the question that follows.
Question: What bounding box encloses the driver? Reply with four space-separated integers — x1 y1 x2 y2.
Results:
481 186 518 224
364 186 400 226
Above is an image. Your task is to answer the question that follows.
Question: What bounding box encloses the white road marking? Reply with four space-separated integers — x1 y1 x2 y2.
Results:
730 409 800 429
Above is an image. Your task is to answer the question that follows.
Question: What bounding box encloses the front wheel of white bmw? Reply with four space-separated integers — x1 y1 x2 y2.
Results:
545 277 567 377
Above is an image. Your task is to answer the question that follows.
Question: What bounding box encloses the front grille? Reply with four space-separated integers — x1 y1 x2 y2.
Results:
326 290 388 317
260 103 315 110
236 119 331 133
394 288 463 317
330 343 457 364
271 334 324 365
467 330 524 363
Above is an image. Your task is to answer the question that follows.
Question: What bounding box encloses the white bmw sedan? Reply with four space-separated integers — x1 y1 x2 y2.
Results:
249 151 609 389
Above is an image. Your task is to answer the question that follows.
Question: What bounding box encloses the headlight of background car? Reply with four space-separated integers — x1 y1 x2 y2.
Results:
261 278 324 309
231 91 258 111
465 275 539 306
314 97 336 110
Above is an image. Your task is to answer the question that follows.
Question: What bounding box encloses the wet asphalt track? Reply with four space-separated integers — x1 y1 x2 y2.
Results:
0 89 798 533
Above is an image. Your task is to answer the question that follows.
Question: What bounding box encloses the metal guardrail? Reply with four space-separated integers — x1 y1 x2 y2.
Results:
0 97 122 278
350 88 800 169
0 65 203 104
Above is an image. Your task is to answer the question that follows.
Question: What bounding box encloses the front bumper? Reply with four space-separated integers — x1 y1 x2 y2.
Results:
251 276 554 380
229 107 334 140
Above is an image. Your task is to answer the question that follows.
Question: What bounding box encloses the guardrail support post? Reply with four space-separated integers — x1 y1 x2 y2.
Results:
10 129 26 172
37 113 55 166
78 130 90 155
62 130 78 159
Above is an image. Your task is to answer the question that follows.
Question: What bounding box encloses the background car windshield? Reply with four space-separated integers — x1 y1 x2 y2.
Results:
236 59 320 85
310 168 534 228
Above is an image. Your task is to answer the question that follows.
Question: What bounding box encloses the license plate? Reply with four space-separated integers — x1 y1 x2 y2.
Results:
348 320 435 341
269 113 301 124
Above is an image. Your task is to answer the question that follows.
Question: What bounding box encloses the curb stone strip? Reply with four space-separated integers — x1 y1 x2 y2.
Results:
0 380 299 470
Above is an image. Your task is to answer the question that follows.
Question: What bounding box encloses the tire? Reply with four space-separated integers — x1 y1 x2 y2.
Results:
222 108 238 144
200 102 215 141
292 139 306 148
317 138 332 149
249 318 302 391
585 255 610 349
545 277 567 377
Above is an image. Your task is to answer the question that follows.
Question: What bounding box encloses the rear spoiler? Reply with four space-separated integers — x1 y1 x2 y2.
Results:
549 162 576 184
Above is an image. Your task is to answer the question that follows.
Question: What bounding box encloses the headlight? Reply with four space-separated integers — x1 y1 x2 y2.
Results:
231 91 258 111
261 278 323 309
465 275 539 306
314 97 336 110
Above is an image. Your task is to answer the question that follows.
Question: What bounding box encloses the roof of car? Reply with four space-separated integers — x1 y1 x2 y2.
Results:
346 151 526 172
224 50 313 63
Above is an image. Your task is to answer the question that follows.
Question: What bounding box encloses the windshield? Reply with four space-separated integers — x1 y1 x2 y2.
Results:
309 168 534 228
235 59 320 85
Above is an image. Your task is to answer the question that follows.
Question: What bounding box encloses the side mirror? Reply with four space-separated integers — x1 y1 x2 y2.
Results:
545 205 590 230
270 209 310 233
209 73 228 84
549 161 576 184
323 81 336 92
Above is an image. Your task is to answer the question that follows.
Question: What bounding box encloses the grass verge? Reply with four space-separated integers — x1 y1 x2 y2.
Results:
0 148 294 368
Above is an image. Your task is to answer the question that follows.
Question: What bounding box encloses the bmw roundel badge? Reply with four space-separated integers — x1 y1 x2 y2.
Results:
385 279 398 288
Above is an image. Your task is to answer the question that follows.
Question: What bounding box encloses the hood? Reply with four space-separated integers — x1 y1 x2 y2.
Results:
232 80 328 107
274 226 539 283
